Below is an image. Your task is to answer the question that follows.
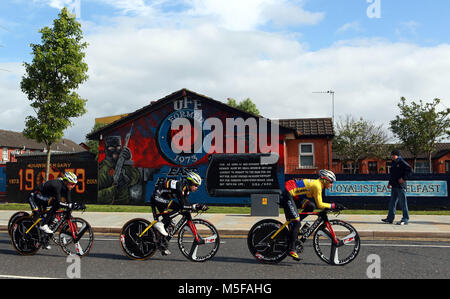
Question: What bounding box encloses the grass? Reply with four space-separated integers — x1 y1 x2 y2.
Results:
1 202 449 215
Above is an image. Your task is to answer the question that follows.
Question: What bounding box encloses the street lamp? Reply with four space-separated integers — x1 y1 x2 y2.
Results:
312 90 335 123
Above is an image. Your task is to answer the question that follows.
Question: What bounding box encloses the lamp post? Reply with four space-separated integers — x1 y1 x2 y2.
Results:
312 90 335 170
312 90 335 124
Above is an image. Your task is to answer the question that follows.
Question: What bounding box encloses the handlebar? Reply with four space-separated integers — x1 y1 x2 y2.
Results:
184 204 209 212
60 202 86 211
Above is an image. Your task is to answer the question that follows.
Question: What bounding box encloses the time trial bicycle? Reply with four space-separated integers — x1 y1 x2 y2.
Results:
120 203 220 262
247 208 360 265
10 202 94 257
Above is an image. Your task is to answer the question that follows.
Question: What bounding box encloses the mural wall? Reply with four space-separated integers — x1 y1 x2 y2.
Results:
97 92 287 205
6 155 98 203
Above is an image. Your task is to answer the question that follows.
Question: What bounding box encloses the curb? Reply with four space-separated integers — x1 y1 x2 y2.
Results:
91 227 450 240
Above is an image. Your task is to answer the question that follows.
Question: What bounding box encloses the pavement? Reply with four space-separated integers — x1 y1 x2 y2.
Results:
1 210 450 240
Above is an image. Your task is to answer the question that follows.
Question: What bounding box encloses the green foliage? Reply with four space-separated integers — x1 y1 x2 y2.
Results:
226 98 260 116
85 122 108 159
20 8 88 179
333 115 391 173
390 97 450 172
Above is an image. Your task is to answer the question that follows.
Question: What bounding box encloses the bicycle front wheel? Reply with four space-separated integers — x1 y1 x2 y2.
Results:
10 216 40 256
178 219 220 262
120 218 157 260
59 218 94 257
313 219 360 266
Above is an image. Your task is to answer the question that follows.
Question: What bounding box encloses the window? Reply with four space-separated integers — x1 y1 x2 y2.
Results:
342 161 359 174
2 148 8 161
446 161 450 174
414 161 430 173
368 161 378 174
299 143 314 168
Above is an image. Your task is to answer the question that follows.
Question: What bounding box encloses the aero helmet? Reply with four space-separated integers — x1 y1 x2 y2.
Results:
63 171 78 184
185 171 202 186
318 169 336 183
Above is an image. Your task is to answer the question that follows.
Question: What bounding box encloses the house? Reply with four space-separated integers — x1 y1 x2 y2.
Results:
86 89 333 205
278 118 334 175
0 129 86 164
332 143 450 174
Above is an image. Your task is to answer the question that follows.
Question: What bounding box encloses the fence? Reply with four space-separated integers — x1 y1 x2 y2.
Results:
285 173 450 210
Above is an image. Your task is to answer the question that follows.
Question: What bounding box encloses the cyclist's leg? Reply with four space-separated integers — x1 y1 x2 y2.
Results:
152 195 176 254
32 193 48 219
299 199 315 222
27 192 41 217
281 192 301 259
43 198 58 225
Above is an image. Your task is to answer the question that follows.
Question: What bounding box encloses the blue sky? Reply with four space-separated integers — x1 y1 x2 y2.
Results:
0 0 449 142
1 1 449 61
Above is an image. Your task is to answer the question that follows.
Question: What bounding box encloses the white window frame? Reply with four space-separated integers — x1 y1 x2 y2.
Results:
2 148 8 161
298 143 315 169
414 160 430 173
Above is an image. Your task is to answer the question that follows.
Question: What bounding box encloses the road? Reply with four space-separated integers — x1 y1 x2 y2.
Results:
1 232 449 279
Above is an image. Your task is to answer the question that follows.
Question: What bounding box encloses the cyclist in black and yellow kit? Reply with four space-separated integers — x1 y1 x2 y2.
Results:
28 172 78 235
281 169 344 261
151 171 204 255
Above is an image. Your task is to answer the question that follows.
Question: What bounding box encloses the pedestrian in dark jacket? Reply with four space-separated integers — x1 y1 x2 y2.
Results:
382 150 413 225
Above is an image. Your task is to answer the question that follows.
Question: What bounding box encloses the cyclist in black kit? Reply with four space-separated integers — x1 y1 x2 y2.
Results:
151 171 204 255
28 172 78 235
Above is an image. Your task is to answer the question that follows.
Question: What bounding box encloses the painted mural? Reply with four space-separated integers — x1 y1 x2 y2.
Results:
96 90 288 205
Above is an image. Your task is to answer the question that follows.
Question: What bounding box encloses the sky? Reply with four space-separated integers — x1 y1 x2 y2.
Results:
0 0 449 143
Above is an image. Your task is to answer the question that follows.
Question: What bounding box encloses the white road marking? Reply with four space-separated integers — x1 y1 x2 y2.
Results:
361 243 450 248
0 274 56 279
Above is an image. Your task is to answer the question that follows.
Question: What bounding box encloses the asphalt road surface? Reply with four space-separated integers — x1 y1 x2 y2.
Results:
1 232 449 280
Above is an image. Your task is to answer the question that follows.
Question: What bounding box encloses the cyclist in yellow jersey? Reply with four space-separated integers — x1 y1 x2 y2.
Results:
281 169 344 261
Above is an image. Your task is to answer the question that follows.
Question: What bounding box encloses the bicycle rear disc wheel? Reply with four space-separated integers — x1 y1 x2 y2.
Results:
10 216 40 256
313 219 360 266
59 218 94 257
8 211 29 237
178 219 220 262
247 219 289 264
120 218 157 260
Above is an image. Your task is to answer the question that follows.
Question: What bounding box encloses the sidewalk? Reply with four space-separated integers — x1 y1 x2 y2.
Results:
1 210 450 240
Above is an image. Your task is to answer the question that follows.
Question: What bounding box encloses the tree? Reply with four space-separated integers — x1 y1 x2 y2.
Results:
333 115 391 174
390 97 450 173
21 8 88 180
226 98 260 116
85 122 108 159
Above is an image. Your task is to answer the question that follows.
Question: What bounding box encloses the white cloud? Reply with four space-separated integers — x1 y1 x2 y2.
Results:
2 3 449 144
395 20 420 40
92 0 324 30
336 21 363 34
0 63 34 132
262 0 324 27
62 19 450 142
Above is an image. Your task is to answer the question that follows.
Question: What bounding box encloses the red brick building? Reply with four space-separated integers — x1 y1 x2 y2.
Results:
332 143 450 174
0 129 85 164
278 118 334 175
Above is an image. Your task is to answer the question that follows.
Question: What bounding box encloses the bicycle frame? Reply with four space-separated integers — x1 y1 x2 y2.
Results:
138 203 201 242
24 209 87 243
270 211 339 245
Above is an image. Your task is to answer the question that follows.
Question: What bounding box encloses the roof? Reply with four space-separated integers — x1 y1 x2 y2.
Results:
14 150 95 161
86 88 295 140
0 129 86 152
332 143 450 160
278 118 334 137
398 143 450 160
